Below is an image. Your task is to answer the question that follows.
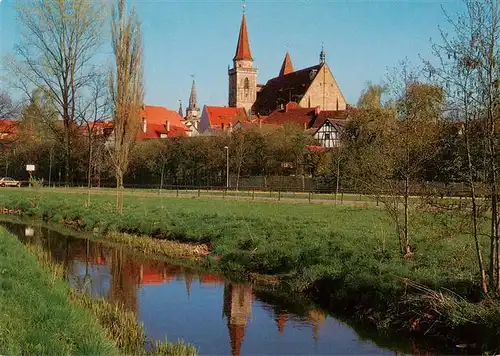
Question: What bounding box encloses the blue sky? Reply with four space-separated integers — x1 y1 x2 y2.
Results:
0 0 461 110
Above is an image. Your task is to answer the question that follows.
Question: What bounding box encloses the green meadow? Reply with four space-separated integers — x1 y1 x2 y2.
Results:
1 187 500 344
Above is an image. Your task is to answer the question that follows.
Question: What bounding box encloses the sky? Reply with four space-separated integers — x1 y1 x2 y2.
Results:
0 0 463 111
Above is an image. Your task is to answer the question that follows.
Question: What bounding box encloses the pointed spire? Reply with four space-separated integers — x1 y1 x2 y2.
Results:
188 80 197 110
279 52 294 76
234 14 253 61
320 43 326 64
178 100 183 118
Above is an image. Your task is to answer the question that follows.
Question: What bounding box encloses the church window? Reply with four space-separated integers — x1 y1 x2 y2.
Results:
244 77 250 90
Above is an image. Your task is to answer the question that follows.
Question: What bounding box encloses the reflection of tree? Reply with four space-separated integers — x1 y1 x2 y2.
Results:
223 284 253 356
109 248 141 314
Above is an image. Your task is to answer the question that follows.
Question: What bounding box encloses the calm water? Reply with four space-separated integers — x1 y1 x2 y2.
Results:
2 221 402 355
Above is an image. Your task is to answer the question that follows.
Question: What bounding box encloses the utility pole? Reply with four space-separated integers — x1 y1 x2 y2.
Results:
224 146 229 188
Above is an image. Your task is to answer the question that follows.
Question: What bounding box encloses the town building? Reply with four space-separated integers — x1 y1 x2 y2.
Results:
199 105 248 135
260 102 351 148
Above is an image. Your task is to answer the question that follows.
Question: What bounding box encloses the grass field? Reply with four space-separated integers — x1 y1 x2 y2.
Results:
1 187 499 348
0 227 118 355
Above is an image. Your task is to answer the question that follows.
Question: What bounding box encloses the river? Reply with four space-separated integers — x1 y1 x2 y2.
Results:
1 219 409 355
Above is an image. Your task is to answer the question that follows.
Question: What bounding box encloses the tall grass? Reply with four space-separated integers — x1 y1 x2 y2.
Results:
0 228 118 355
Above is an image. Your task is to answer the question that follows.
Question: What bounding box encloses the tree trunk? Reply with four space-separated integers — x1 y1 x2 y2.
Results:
115 168 124 214
86 138 93 208
465 112 488 294
404 176 411 256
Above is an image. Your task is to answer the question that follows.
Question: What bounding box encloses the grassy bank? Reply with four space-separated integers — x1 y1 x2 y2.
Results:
21 234 198 355
1 188 499 349
0 227 118 355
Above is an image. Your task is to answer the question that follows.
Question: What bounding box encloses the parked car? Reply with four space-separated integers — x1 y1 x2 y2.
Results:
0 177 21 187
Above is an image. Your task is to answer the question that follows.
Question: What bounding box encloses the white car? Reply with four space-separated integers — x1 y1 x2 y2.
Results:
0 177 21 187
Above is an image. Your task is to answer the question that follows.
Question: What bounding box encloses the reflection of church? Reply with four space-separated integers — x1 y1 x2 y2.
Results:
223 284 253 356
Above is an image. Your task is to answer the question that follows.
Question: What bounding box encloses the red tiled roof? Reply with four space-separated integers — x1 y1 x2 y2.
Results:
252 64 323 115
0 119 19 144
136 105 189 140
234 14 253 61
310 110 350 129
136 123 187 140
279 52 294 77
262 107 315 128
142 105 186 127
206 106 248 128
0 119 18 135
307 145 327 153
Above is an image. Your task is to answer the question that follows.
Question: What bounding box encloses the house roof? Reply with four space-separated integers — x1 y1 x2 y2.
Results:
310 110 350 128
279 52 294 77
262 105 315 128
0 119 19 145
136 105 189 140
234 14 253 61
142 105 185 127
252 64 323 115
0 119 18 135
136 123 187 140
205 106 248 127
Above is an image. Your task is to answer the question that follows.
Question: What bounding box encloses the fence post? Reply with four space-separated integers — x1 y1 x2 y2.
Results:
308 191 311 203
252 189 255 200
176 184 179 197
376 195 379 206
341 191 344 204
278 189 281 201
198 186 200 197
269 189 272 198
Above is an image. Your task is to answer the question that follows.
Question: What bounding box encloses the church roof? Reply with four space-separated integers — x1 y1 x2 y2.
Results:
279 52 294 77
234 14 253 61
252 64 323 115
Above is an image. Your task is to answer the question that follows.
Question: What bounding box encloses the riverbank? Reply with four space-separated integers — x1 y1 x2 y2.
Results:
0 227 118 355
1 188 499 351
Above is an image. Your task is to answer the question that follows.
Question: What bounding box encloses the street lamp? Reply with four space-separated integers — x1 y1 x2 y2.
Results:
224 146 229 188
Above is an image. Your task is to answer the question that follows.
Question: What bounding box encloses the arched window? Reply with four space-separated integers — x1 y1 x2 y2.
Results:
244 77 250 90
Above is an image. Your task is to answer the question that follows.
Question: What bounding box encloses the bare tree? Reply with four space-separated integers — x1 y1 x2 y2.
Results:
76 72 110 207
108 0 144 213
425 0 500 294
0 92 17 119
6 0 106 185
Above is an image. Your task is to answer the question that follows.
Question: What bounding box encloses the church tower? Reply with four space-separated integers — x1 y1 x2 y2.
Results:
228 10 257 114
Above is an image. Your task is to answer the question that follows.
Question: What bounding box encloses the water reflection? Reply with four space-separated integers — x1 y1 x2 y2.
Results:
2 221 397 355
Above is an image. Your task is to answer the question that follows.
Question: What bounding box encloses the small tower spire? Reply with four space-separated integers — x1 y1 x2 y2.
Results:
320 43 326 64
178 100 183 118
279 51 294 76
188 78 197 110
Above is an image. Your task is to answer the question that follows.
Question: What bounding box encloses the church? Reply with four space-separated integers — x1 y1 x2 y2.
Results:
228 11 348 116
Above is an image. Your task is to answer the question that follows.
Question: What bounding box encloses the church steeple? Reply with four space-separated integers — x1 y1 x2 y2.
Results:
279 52 294 76
188 80 197 111
233 14 253 62
178 100 183 118
228 6 258 113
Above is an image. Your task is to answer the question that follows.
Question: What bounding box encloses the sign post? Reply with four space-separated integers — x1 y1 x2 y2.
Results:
26 164 35 186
